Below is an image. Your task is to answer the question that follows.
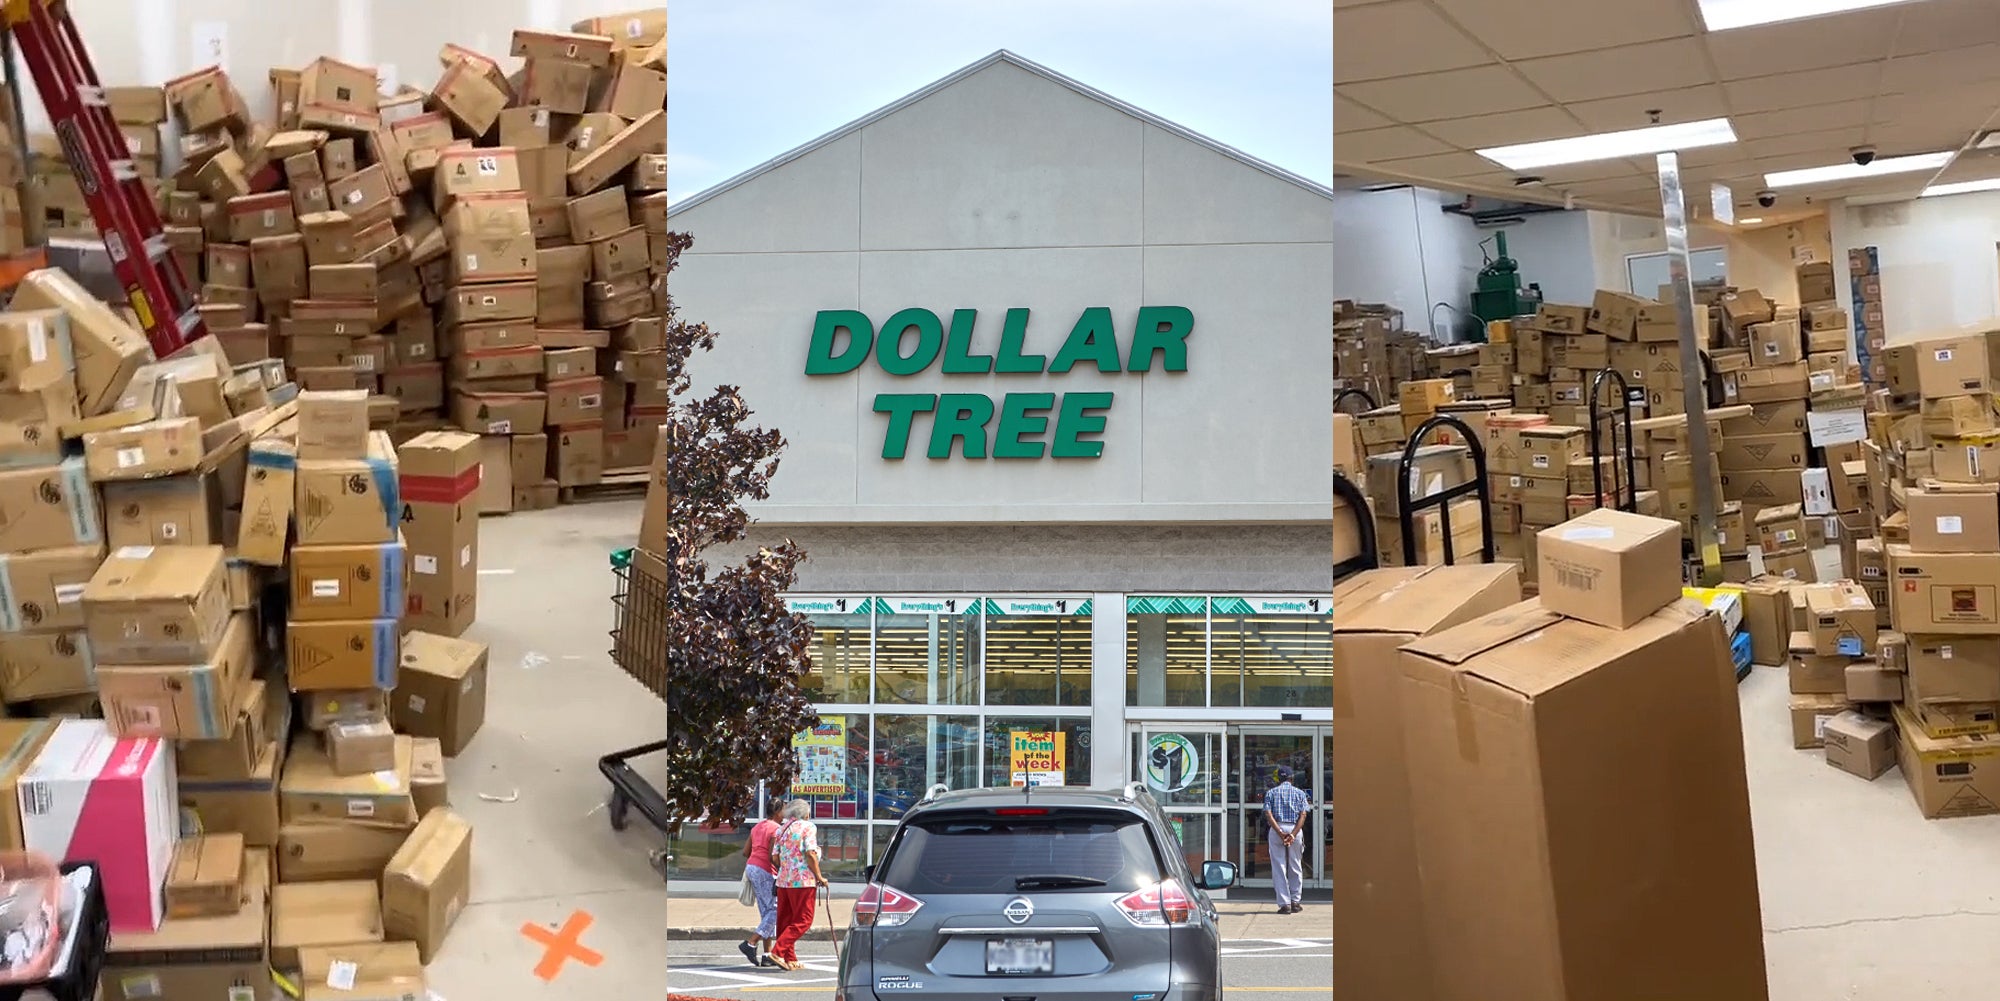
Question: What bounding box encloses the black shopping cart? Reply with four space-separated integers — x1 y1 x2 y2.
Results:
602 547 673 883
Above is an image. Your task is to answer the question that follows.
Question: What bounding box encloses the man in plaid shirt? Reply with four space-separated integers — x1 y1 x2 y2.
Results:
1263 766 1311 913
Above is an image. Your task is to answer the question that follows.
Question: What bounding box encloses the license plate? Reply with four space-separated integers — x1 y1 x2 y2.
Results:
985 938 1053 976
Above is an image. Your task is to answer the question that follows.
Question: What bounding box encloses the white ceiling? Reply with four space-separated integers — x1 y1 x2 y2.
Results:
1334 0 2000 216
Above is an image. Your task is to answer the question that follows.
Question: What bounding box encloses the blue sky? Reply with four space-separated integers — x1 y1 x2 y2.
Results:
666 0 1332 204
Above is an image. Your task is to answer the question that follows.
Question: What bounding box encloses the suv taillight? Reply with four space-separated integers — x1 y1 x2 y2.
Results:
1115 878 1194 926
852 882 925 928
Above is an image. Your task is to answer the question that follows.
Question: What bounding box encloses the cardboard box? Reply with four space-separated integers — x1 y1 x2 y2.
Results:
1804 581 1877 656
0 544 102 633
326 716 395 775
411 737 448 818
301 689 389 730
1790 692 1851 749
1887 335 1989 399
1399 599 1766 999
567 109 663 194
288 618 400 691
1749 318 1803 366
1895 702 2000 818
431 57 509 137
299 941 427 1001
445 195 537 284
1720 432 1808 472
0 458 99 555
289 537 407 622
102 847 273 1001
237 437 296 567
1754 503 1808 554
1888 545 2000 634
1931 432 2000 483
297 56 379 130
271 880 384 972
295 431 400 545
178 740 280 847
84 416 204 481
97 612 254 739
1733 361 1809 404
102 474 222 548
382 805 472 964
1844 661 1903 702
1907 482 2000 552
432 145 522 210
0 630 95 701
1906 636 2000 703
395 631 488 757
276 821 410 884
20 719 176 931
1788 633 1848 694
1823 710 1895 779
164 833 244 918
398 431 481 636
176 677 283 780
280 732 414 826
83 544 230 665
1332 564 1520 1001
453 390 546 434
597 60 667 120
1913 700 2000 739
1534 509 1682 628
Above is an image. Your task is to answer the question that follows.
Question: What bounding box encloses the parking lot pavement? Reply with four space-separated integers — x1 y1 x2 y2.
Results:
667 937 1333 1000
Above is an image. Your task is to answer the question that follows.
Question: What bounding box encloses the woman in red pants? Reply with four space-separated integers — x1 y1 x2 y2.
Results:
769 799 827 971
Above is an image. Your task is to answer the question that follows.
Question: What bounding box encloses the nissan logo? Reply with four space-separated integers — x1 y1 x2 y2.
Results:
1003 898 1034 925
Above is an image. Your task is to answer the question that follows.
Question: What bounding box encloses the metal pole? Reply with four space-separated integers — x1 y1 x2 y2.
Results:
1657 152 1722 585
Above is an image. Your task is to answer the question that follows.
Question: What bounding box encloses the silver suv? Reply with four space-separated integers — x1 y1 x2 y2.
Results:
835 784 1239 1001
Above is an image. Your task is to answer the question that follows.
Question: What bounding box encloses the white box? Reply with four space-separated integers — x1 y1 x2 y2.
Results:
1801 467 1835 515
18 719 177 932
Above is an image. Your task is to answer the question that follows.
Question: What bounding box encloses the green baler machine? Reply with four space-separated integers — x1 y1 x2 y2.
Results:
1468 230 1542 340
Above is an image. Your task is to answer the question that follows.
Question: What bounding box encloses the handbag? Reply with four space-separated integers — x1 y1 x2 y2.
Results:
739 867 757 907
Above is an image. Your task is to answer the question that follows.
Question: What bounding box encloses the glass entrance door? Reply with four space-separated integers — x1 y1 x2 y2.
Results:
1130 724 1229 878
1233 725 1327 891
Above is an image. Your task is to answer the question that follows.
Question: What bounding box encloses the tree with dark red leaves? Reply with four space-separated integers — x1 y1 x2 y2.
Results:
660 231 819 835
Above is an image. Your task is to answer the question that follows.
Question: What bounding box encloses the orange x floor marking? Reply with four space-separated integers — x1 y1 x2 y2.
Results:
523 909 605 981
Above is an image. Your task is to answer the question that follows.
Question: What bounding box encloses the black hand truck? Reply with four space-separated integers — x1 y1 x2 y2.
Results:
602 546 673 883
1587 368 1639 513
1397 414 1495 566
1333 469 1379 583
1333 387 1377 415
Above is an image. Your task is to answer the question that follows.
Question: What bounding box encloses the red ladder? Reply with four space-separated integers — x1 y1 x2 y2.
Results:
3 0 203 357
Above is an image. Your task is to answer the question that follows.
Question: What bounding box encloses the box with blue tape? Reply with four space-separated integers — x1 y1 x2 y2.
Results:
1804 581 1877 657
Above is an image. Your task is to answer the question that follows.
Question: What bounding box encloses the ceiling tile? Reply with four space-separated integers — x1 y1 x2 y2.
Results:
1335 95 1395 132
1420 105 1582 148
1338 64 1545 122
1881 42 2000 93
1335 126 1455 161
1886 0 2000 55
1513 38 1714 103
1428 0 1696 61
1742 126 1878 160
1704 9 1900 80
1732 99 1881 141
1723 63 1885 115
1371 149 1506 179
1334 1 1491 84
1565 85 1730 131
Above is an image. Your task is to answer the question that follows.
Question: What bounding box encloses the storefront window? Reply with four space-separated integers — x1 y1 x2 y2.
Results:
982 716 1092 788
1210 612 1334 708
800 611 872 705
1125 598 1208 706
786 715 873 822
873 713 980 812
984 608 1092 706
875 607 979 705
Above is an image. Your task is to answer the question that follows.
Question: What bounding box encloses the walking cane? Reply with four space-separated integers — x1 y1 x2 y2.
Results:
822 890 843 967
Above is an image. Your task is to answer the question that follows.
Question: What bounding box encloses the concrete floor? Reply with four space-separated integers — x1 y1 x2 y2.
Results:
1741 663 2000 999
423 500 671 996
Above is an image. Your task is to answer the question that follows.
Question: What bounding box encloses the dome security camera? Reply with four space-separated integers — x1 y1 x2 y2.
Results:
1756 190 1776 209
1851 145 1877 166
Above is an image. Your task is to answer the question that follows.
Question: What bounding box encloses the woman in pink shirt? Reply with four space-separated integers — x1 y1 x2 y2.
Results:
737 802 783 967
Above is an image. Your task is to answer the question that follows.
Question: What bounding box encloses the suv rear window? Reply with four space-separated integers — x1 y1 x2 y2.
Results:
879 811 1164 895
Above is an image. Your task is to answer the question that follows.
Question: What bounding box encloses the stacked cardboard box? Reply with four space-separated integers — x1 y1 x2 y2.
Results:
1387 509 1767 998
1849 247 1885 386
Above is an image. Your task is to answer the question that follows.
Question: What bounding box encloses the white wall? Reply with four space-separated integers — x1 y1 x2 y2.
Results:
12 0 623 136
1332 186 1478 339
1829 192 2000 343
1494 210 1594 307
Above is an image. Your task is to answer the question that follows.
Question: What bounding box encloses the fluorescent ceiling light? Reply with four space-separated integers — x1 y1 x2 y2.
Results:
1476 118 1737 171
1737 217 1764 224
1698 0 1932 31
1922 178 2000 198
1764 151 1952 188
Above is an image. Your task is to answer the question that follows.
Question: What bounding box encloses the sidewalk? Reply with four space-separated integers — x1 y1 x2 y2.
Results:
667 889 1331 941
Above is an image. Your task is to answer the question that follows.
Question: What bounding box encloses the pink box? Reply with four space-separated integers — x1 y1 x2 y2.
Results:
18 719 177 932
